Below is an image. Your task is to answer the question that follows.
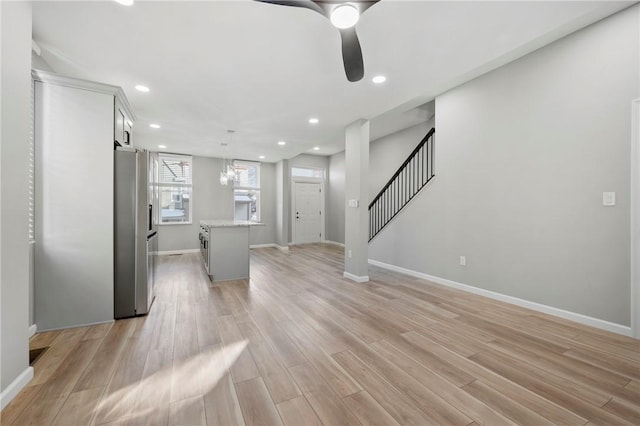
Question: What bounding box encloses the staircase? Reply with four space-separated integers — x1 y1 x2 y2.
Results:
369 128 435 241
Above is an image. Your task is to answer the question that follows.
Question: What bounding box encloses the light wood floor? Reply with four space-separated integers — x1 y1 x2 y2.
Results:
2 244 639 425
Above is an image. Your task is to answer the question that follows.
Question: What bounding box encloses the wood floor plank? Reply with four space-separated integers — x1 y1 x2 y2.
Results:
12 338 102 425
288 362 361 426
332 350 446 425
393 330 588 425
276 395 323 426
203 370 246 426
74 319 136 391
217 314 261 384
342 390 402 426
283 319 362 397
262 323 308 368
234 377 283 426
469 350 634 425
82 322 115 340
369 340 511 426
52 386 105 425
28 326 89 386
0 383 41 425
28 329 63 349
169 395 206 426
602 397 640 424
462 379 556 426
246 339 301 404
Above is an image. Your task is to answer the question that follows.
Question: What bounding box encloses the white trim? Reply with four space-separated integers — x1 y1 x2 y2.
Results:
248 243 290 252
322 240 345 247
37 319 114 333
28 324 37 338
250 243 277 249
369 259 632 337
343 272 370 283
0 366 34 410
157 249 200 256
31 69 135 120
632 98 640 338
291 177 325 244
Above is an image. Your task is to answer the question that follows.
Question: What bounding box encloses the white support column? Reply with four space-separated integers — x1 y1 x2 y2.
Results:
343 119 370 282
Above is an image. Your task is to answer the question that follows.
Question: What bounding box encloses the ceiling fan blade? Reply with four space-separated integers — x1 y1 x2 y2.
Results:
339 27 364 82
253 0 326 16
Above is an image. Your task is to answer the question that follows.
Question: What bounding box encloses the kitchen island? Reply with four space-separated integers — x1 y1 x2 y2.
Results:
199 220 258 281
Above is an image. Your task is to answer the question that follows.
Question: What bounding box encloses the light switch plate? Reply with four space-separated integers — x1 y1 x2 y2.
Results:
603 192 616 206
348 199 359 208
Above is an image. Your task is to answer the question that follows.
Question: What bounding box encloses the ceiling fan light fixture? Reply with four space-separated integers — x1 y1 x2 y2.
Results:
372 75 387 84
330 4 359 29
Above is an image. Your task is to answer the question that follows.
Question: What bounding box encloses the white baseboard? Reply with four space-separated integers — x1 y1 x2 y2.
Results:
343 272 370 283
157 249 199 256
322 240 345 247
28 324 37 338
37 319 114 333
0 366 33 410
276 245 289 252
250 243 277 249
368 258 632 337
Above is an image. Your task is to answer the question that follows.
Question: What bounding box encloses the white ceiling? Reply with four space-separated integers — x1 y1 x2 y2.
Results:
32 0 633 162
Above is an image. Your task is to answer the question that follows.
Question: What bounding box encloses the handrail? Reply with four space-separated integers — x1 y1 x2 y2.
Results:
368 127 435 241
368 127 435 210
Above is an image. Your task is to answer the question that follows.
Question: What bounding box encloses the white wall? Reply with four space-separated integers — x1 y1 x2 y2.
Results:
370 6 639 327
327 152 345 244
158 156 276 251
1 0 33 406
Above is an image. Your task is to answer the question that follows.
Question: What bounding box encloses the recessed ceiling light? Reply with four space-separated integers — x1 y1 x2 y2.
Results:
149 123 160 129
277 141 286 146
330 4 359 29
135 85 150 92
372 75 386 84
309 118 319 124
313 146 320 151
259 155 265 159
158 145 167 149
114 0 134 6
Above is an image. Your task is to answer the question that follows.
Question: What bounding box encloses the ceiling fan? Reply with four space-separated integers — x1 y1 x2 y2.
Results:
254 1 380 82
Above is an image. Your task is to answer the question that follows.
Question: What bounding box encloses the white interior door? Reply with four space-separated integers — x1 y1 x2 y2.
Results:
294 181 322 244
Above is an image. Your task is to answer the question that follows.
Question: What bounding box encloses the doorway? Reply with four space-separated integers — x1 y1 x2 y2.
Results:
293 180 323 244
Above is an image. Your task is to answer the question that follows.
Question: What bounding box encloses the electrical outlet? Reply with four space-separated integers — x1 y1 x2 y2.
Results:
459 256 466 266
348 250 353 259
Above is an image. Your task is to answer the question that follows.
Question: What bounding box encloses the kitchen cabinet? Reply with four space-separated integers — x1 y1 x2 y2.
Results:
115 98 133 146
32 69 136 331
199 220 252 281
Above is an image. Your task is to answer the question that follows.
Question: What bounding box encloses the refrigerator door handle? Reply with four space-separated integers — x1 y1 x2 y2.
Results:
148 204 153 232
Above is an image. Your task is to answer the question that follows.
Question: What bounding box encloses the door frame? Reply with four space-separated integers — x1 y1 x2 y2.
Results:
291 177 325 245
631 98 640 338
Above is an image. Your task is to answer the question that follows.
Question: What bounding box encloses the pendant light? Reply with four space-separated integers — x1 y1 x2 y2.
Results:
219 130 237 186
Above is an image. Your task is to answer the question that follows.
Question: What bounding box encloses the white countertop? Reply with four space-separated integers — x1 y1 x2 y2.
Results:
200 220 263 228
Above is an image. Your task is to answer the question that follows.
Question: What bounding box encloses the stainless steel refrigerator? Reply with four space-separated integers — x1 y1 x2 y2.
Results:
114 147 158 318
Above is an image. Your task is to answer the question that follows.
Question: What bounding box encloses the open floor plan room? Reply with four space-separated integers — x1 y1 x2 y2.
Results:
3 244 639 425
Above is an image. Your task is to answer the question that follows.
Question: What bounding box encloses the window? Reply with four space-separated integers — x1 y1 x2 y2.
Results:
292 167 324 179
159 154 192 224
233 160 260 222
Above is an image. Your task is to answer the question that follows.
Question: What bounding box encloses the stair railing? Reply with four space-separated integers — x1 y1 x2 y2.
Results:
368 128 435 241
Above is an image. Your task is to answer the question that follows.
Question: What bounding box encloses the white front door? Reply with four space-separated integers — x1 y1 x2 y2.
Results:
294 181 322 244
